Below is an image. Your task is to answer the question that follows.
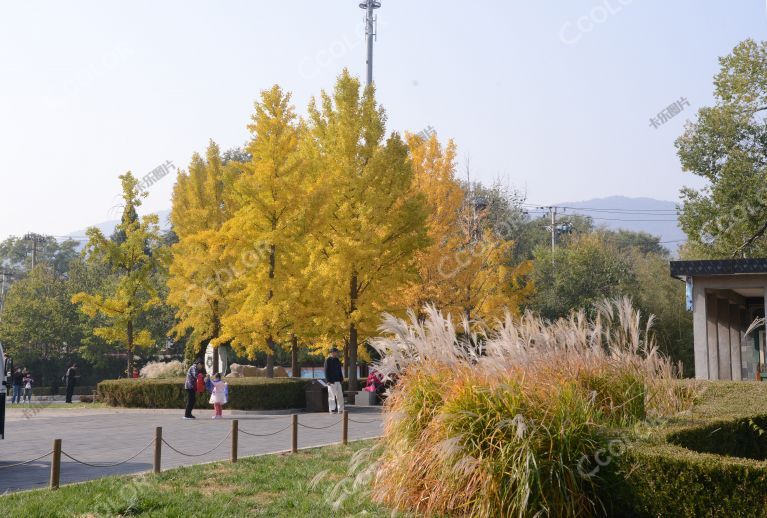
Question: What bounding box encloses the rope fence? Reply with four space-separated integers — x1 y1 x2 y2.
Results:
0 451 53 470
60 439 155 468
238 423 292 437
4 410 380 490
161 430 232 458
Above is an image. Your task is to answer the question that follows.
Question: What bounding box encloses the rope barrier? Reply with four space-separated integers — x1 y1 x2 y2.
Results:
297 419 342 430
162 431 232 457
0 451 53 470
59 439 155 468
238 424 292 437
348 417 382 424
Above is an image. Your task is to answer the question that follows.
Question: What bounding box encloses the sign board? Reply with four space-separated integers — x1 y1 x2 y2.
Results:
204 344 229 375
685 277 694 312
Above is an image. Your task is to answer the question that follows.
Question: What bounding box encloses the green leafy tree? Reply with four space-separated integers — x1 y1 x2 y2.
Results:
72 173 169 375
677 39 767 258
0 266 82 385
530 233 638 320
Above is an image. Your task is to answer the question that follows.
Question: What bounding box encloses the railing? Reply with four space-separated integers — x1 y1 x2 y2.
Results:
0 410 382 490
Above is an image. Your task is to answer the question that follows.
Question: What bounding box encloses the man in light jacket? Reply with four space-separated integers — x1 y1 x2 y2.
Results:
324 347 344 413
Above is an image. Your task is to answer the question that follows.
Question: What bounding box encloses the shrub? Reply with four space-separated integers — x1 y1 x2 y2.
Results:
140 360 186 379
601 442 767 517
667 415 767 461
370 298 692 517
98 377 309 410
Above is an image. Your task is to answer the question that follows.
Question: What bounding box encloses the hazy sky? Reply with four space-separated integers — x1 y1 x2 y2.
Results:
0 1 763 240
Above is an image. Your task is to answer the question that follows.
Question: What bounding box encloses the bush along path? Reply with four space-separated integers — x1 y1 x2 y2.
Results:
97 377 309 410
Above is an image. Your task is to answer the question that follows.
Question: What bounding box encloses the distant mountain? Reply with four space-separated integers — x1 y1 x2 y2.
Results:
553 196 685 252
67 209 172 241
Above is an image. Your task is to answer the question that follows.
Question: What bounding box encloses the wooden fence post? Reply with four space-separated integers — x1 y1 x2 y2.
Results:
153 427 162 474
50 439 61 489
231 419 238 463
342 410 349 446
292 414 298 454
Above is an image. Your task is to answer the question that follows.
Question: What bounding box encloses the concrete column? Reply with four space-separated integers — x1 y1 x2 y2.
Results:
692 282 709 380
717 298 732 380
741 307 751 380
705 293 719 380
729 303 742 381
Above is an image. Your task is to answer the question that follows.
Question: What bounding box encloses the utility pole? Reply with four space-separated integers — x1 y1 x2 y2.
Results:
0 269 13 312
539 206 559 266
359 0 381 86
23 233 45 269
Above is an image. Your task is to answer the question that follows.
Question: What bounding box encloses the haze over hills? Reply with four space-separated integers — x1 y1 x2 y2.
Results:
66 197 686 253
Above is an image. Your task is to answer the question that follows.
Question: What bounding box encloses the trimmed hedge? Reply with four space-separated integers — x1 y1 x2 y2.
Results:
667 415 767 461
597 382 767 517
602 443 767 517
97 377 310 410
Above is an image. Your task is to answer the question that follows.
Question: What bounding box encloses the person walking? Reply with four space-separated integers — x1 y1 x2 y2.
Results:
64 363 79 403
184 360 204 419
208 373 228 419
22 370 33 404
10 368 22 404
324 347 344 414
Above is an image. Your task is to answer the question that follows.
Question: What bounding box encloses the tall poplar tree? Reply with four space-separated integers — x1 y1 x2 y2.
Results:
72 173 168 375
306 70 429 390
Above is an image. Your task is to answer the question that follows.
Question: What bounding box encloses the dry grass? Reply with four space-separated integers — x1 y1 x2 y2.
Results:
368 297 695 517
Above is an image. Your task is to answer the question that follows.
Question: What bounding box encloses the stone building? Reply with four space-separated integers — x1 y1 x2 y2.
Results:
670 259 767 380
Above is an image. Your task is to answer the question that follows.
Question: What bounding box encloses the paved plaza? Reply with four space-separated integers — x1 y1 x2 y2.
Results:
0 405 383 494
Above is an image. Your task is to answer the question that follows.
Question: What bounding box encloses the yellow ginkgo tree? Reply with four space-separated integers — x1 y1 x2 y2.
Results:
305 70 429 390
72 173 168 375
214 85 314 377
166 141 235 370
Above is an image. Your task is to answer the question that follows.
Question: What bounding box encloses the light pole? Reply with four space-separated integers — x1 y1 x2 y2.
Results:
359 1 381 86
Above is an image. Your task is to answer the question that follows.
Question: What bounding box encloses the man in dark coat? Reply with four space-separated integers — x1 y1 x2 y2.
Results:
324 347 344 413
65 363 79 403
184 360 204 419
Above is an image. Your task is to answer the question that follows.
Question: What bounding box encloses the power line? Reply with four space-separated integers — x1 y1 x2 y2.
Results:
520 202 677 214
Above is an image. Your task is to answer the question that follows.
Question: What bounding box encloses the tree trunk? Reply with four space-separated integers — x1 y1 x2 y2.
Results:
212 313 220 374
348 272 359 391
266 337 275 378
126 319 134 377
343 338 349 378
291 335 300 378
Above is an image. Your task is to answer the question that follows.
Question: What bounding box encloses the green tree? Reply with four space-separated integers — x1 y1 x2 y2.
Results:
0 266 82 385
530 233 638 320
631 250 694 376
677 39 767 258
72 173 168 375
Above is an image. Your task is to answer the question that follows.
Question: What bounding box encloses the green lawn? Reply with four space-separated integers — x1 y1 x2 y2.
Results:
0 440 394 517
